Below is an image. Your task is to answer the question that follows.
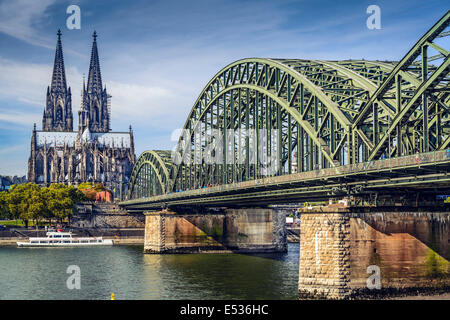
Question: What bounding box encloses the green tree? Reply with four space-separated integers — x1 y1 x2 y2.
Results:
2 183 86 227
27 185 47 227
0 191 11 219
7 183 42 227
77 182 93 190
45 184 86 224
7 184 26 225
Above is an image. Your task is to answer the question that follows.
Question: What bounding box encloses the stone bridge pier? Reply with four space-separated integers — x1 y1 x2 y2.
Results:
298 205 450 299
143 207 287 253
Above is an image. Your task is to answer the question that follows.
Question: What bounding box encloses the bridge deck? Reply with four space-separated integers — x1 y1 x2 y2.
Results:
121 150 450 211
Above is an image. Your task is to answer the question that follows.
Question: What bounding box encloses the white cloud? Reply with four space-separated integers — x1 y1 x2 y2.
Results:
0 57 83 113
0 57 50 105
107 81 188 121
0 144 28 176
0 144 24 156
0 54 192 131
0 0 56 48
0 112 41 126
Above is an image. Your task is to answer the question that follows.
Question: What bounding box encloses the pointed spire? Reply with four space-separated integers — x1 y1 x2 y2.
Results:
51 29 67 92
81 74 86 101
87 31 102 94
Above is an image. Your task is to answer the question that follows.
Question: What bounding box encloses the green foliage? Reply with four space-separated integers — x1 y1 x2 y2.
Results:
0 191 10 219
93 183 106 192
78 182 106 192
425 249 449 278
0 183 87 226
77 182 93 190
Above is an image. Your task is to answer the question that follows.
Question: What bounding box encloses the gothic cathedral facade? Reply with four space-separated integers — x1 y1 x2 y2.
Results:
28 30 136 197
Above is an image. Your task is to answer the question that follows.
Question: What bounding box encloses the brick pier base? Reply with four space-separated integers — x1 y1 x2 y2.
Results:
298 210 351 299
144 208 286 253
298 206 450 299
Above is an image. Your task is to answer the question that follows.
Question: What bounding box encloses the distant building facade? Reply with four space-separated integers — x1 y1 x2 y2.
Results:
0 175 27 191
28 30 135 196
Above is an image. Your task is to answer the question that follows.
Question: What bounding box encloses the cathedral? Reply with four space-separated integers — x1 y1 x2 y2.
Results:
28 30 135 197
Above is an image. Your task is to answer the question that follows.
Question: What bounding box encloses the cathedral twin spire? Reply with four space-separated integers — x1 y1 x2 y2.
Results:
79 30 110 133
87 31 102 94
43 30 110 133
51 30 67 92
43 29 72 132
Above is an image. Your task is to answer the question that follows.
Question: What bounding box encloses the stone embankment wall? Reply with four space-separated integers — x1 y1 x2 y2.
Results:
72 203 145 228
298 206 450 299
144 208 287 253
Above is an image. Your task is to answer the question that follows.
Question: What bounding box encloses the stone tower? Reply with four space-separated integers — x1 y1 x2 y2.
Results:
78 31 110 133
42 30 73 132
28 30 135 198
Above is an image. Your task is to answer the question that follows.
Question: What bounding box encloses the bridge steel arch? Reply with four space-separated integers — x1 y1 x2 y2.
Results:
127 11 450 200
352 11 450 160
128 150 173 199
167 56 391 193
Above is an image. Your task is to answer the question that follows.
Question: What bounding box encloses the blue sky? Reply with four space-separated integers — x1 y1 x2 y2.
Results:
0 0 448 176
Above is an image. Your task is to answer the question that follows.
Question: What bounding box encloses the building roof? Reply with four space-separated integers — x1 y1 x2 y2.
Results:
36 130 131 148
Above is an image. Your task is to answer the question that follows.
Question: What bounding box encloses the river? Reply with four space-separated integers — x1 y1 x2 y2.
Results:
0 243 299 300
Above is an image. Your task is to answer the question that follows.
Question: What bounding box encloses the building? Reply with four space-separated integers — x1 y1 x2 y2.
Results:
28 30 135 197
0 175 27 191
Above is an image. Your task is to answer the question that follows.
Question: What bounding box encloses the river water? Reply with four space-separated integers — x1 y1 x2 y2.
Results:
0 243 299 300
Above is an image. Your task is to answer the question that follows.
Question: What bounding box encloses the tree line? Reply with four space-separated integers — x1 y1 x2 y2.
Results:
0 183 86 227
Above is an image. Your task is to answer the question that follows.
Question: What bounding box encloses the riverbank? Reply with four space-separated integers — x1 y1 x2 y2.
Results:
0 227 144 246
0 237 144 246
390 293 450 300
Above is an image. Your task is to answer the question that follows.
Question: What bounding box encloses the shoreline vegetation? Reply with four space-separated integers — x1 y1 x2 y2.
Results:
0 182 111 228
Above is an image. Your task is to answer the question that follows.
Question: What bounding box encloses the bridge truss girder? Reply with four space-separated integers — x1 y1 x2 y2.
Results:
128 150 173 199
353 11 450 160
126 11 450 201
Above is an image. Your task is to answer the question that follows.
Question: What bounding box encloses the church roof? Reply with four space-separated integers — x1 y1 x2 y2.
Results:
91 132 131 148
36 130 131 148
36 131 77 147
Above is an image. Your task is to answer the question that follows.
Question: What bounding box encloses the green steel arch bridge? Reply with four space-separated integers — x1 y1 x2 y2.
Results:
121 11 450 212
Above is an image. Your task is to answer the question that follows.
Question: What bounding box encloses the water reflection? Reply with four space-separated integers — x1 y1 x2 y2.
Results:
0 243 299 300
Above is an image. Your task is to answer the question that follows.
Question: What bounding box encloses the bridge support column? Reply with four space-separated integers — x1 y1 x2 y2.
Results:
224 208 287 253
143 207 286 253
144 209 226 253
298 205 450 299
298 208 351 299
144 210 168 253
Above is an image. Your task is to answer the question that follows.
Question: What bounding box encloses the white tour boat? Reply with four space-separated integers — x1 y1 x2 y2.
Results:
17 231 113 247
